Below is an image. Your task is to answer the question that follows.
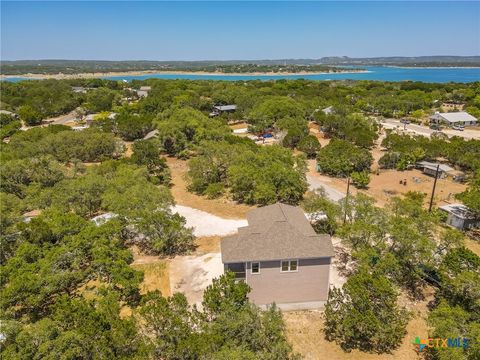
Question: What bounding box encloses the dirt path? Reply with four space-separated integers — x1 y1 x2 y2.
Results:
166 157 254 219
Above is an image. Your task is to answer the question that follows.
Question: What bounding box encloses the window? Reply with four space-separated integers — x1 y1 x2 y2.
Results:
251 262 260 274
281 260 298 272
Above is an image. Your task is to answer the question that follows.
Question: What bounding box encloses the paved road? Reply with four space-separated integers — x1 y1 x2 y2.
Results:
381 119 480 140
306 175 345 202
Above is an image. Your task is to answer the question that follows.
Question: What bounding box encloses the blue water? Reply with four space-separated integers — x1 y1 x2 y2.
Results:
3 66 480 83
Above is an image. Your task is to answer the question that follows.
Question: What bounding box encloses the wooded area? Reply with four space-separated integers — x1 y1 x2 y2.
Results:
1 77 479 359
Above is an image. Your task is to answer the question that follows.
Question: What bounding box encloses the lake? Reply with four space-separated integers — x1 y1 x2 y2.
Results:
3 66 480 83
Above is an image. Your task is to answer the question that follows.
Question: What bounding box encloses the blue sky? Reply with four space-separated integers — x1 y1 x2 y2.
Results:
1 1 479 60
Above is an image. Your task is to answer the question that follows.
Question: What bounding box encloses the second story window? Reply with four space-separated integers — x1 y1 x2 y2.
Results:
281 259 298 272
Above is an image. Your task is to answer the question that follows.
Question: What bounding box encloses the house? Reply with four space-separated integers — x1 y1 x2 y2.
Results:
91 213 117 226
22 209 42 223
210 104 237 117
439 204 480 230
221 203 334 310
136 86 151 98
72 86 87 94
322 106 334 115
72 125 89 131
0 110 18 118
416 161 455 179
84 114 98 125
143 129 159 140
430 112 477 127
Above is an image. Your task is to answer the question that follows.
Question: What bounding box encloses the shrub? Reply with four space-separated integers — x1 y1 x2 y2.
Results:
205 183 225 199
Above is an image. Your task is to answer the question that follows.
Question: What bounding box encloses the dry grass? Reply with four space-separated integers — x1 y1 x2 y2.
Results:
465 238 480 257
283 289 432 360
229 121 249 130
123 141 133 158
131 261 170 297
196 236 221 254
166 156 254 219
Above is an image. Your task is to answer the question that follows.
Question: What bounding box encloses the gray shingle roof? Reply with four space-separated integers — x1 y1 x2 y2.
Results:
221 203 334 263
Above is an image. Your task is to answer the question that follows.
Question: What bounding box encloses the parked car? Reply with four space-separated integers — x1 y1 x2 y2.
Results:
430 124 442 130
452 125 465 131
400 118 410 124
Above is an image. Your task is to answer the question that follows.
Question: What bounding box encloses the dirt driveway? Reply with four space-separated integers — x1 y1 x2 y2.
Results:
172 205 247 237
169 252 224 307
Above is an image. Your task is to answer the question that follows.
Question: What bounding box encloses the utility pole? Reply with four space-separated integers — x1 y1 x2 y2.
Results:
428 164 440 212
343 177 351 224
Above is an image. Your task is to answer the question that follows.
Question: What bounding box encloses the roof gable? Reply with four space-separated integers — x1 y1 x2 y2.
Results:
221 203 334 263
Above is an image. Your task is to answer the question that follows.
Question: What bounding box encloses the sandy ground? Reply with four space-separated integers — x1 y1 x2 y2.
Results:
166 157 254 219
169 252 224 307
172 204 247 237
307 159 466 208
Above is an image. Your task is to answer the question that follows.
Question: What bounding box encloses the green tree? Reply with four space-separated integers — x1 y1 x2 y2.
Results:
131 139 171 184
18 104 42 126
351 171 370 189
297 134 321 158
324 270 410 353
317 139 373 177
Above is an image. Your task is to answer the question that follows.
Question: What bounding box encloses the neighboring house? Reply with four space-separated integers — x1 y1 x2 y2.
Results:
22 209 42 223
210 104 237 117
416 161 455 179
0 110 18 118
72 86 87 94
430 111 477 127
143 129 159 140
72 125 89 131
322 106 334 115
136 86 152 98
84 114 98 125
221 203 334 310
439 203 480 230
91 213 117 226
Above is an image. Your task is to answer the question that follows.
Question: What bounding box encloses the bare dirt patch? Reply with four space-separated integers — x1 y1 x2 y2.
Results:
166 157 254 219
308 122 331 147
123 141 133 158
196 236 221 254
169 252 223 307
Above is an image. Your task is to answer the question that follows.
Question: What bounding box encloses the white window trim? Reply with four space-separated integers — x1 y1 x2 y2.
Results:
280 259 299 273
251 262 260 274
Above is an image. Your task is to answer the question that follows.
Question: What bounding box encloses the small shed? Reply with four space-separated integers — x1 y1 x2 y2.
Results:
210 104 237 117
439 204 480 230
416 161 454 179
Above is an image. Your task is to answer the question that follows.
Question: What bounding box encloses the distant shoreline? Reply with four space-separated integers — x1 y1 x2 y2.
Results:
384 65 480 69
0 69 369 80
